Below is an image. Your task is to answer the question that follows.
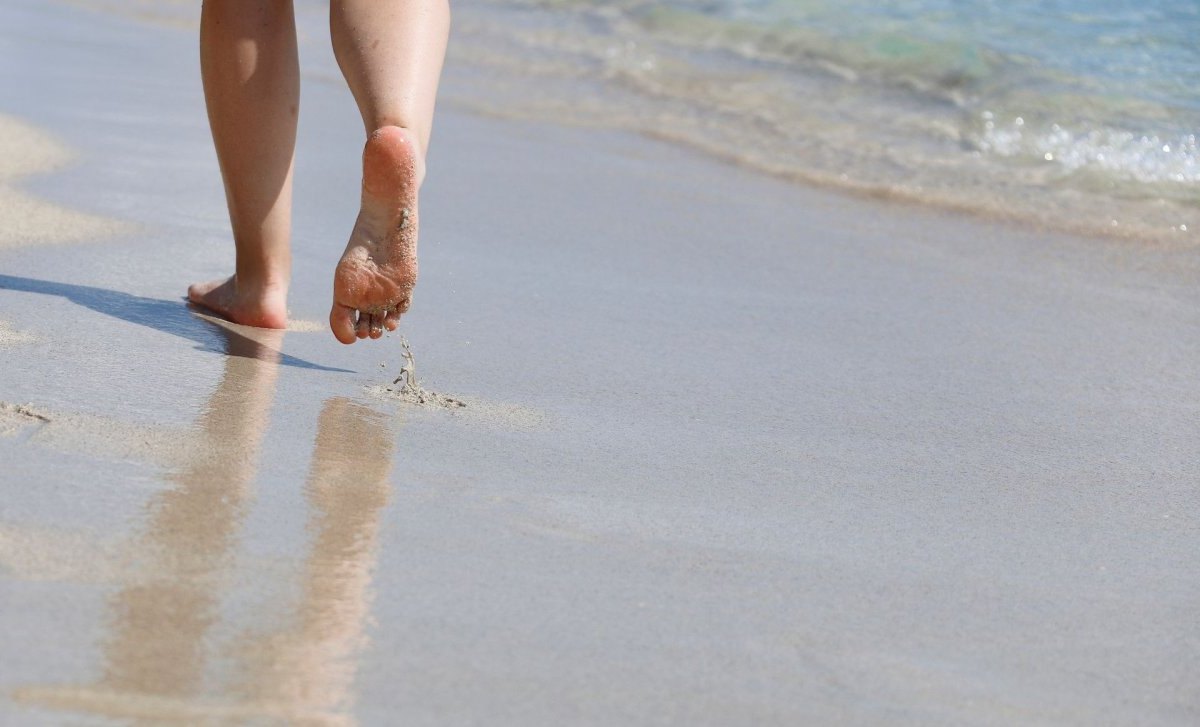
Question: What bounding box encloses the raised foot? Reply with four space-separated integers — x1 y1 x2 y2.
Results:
330 126 422 345
187 275 288 329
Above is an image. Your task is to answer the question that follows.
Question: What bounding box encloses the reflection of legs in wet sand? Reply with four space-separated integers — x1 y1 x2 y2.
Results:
99 329 284 698
232 398 394 721
188 0 451 344
13 327 283 718
14 330 397 723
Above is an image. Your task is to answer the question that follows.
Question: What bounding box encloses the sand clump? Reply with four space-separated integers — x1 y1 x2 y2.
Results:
378 338 466 409
365 340 546 430
0 114 129 248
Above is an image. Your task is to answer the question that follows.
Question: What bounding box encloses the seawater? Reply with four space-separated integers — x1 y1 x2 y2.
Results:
694 0 1199 181
449 0 1200 241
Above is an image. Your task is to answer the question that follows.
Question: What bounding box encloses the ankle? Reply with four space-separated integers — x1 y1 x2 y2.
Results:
232 272 289 298
234 260 290 291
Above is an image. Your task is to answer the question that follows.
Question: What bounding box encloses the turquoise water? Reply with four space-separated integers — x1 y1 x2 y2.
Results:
653 0 1200 183
691 0 1199 111
452 0 1200 240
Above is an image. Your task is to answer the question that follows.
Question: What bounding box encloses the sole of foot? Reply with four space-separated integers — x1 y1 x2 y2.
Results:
187 276 288 330
329 126 422 345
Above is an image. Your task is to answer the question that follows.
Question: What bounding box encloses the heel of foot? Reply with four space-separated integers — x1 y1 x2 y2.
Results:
362 127 420 197
187 276 288 330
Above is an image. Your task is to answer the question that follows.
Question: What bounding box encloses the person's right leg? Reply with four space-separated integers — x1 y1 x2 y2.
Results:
327 0 450 343
188 0 299 329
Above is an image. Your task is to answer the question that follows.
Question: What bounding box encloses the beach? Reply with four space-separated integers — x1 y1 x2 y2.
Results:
1 0 1199 724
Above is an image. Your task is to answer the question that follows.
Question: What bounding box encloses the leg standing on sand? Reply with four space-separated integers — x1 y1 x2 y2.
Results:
189 0 298 329
328 0 450 343
189 0 450 344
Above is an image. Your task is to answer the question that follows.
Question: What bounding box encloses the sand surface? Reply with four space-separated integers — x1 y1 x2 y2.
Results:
1 1 1198 725
0 321 37 348
0 114 129 249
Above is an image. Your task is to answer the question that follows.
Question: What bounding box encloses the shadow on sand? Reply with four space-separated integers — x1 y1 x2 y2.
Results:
0 273 350 373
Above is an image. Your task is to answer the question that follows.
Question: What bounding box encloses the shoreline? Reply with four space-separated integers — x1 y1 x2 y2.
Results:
445 94 1198 248
439 0 1199 247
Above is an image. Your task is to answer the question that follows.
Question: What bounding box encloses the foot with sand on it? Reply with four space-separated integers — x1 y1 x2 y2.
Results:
188 126 422 342
329 126 421 344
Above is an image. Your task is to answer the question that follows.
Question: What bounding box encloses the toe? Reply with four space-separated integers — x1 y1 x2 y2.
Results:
356 312 371 339
383 310 399 332
369 313 384 339
330 303 358 345
187 280 215 307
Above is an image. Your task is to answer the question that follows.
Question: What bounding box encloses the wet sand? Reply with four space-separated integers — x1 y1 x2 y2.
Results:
1 1 1199 725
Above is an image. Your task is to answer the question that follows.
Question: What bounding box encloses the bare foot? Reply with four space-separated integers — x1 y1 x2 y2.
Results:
187 275 288 329
330 126 422 344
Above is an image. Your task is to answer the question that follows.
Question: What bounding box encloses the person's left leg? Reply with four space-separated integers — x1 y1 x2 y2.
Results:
188 0 299 329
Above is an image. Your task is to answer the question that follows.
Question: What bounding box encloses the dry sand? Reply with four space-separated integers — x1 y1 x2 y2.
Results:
0 114 129 249
285 318 328 333
0 401 201 466
1 1 1198 726
0 319 37 347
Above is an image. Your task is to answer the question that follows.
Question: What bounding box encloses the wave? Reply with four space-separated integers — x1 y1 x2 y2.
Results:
444 0 1200 241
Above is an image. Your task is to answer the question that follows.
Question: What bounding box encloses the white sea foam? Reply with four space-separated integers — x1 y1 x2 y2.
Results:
979 116 1200 186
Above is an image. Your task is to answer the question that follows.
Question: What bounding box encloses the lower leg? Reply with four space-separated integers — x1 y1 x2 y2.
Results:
328 0 450 343
189 0 300 329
